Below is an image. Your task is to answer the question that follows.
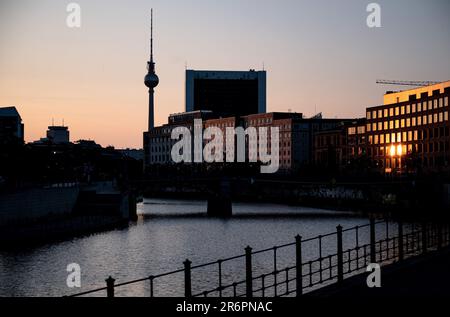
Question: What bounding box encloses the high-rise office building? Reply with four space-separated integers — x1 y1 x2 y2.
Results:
185 69 266 117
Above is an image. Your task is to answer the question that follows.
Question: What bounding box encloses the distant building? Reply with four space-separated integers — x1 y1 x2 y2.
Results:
314 125 347 170
345 118 367 162
144 110 216 166
0 106 24 145
118 149 144 161
365 80 450 174
47 126 70 144
185 69 266 117
144 108 359 174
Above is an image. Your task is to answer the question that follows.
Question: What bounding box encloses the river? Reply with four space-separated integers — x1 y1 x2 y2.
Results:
0 198 379 297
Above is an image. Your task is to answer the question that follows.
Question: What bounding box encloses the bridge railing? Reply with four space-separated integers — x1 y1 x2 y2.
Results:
67 219 450 297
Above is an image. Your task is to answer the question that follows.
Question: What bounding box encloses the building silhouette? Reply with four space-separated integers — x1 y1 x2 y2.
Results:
0 106 24 145
185 69 266 117
46 125 70 144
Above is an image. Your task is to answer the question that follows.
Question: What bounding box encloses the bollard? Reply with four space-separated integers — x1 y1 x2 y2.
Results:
184 259 192 297
105 276 115 298
336 225 344 283
245 246 253 297
295 235 303 296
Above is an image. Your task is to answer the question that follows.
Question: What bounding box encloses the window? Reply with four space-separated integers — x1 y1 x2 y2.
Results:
402 132 407 142
434 99 438 109
397 132 402 142
414 130 418 141
391 133 396 143
386 134 390 143
367 112 371 120
406 105 411 114
445 97 449 107
372 123 377 131
418 116 422 125
412 104 416 113
423 102 427 111
408 131 412 141
372 111 377 119
384 109 388 117
378 122 383 131
380 134 385 144
401 106 405 115
445 112 449 121
423 115 427 125
384 121 388 130
401 119 405 128
367 124 371 132
395 120 399 129
429 114 433 124
434 113 438 123
406 118 411 127
374 135 379 144
378 110 383 118
418 103 422 112
348 127 356 135
439 98 443 108
395 107 400 116
390 108 394 116
390 121 394 129
412 117 416 126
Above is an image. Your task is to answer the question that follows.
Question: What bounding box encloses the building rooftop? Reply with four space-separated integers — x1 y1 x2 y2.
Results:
0 106 21 118
383 80 450 105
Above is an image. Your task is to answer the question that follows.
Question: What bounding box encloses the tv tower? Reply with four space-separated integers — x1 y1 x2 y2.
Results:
144 9 159 131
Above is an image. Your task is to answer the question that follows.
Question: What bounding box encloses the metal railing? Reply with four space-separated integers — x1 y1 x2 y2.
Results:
68 219 450 297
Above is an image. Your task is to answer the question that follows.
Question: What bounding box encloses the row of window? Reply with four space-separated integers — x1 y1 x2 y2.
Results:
347 126 366 135
369 127 450 145
367 96 449 120
367 111 449 132
381 156 447 169
369 141 450 157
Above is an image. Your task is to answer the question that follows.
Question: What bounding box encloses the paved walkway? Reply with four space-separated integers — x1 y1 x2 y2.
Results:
309 248 450 297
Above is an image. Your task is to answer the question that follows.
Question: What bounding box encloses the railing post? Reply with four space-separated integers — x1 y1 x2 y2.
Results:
184 259 192 298
422 222 427 254
337 225 344 283
245 246 253 297
105 276 115 298
398 221 404 261
437 222 443 250
370 218 376 263
295 235 303 296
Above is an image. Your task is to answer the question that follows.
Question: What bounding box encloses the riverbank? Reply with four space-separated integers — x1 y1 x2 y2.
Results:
0 182 137 248
0 214 128 249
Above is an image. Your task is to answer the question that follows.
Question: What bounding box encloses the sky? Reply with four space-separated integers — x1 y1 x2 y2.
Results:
0 0 449 148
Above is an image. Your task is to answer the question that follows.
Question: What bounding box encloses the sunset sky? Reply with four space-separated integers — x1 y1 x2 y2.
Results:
1 0 449 148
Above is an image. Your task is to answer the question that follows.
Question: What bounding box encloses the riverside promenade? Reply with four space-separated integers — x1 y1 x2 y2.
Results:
309 247 450 297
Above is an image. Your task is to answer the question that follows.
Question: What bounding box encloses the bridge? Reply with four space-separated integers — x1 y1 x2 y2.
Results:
134 176 430 217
